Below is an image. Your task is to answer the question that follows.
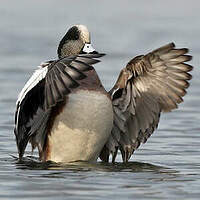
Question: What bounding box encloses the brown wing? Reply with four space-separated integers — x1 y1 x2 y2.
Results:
100 43 193 163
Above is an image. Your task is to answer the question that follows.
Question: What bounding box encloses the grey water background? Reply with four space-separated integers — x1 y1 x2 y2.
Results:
0 0 200 199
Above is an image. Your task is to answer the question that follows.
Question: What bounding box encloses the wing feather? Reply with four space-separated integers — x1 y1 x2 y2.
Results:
100 43 193 163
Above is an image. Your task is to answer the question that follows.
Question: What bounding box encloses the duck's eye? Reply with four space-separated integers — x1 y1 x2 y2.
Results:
74 35 79 40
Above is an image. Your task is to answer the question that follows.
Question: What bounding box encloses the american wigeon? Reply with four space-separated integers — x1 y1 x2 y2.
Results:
14 25 193 163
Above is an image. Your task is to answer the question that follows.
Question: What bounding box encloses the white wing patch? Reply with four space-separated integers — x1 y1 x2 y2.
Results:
15 62 50 132
16 65 48 106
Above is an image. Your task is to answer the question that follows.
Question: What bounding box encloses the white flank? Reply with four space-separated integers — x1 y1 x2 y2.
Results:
15 64 49 131
16 65 48 106
48 90 113 163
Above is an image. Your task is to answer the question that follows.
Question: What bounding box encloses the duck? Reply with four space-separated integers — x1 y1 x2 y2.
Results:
14 24 193 163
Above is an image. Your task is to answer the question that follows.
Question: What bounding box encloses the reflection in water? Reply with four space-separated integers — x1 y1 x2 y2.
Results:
14 155 179 175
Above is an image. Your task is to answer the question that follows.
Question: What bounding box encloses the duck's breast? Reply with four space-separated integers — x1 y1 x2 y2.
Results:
46 90 113 163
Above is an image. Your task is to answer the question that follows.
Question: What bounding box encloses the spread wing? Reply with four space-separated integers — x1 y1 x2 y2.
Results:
14 53 105 159
99 43 193 163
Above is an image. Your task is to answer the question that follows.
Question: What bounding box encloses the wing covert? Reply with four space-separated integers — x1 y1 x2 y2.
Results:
44 54 105 110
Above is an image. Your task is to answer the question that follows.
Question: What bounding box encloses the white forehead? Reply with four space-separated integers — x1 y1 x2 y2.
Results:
75 24 90 43
76 25 89 33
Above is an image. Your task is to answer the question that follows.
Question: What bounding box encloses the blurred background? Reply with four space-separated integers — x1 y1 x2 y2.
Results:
0 0 200 199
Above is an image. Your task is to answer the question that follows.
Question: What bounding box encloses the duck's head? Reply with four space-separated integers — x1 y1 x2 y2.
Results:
57 25 97 58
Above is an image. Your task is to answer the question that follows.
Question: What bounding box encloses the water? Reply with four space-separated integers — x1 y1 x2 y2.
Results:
0 0 200 199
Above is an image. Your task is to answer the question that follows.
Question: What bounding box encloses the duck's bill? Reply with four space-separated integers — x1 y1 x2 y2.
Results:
82 43 98 54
